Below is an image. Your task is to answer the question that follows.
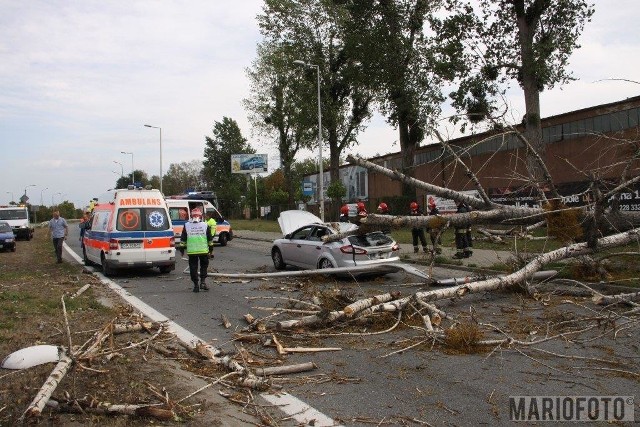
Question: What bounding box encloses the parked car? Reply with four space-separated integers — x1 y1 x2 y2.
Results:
0 221 16 252
240 156 266 171
271 210 399 274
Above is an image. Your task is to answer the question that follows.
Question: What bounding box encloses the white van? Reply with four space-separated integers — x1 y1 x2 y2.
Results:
82 188 176 276
0 206 33 240
165 198 233 246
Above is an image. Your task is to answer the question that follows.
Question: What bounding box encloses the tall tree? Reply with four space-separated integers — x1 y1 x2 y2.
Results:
345 0 445 199
244 41 315 207
162 160 204 196
438 0 594 182
202 117 255 213
257 0 374 215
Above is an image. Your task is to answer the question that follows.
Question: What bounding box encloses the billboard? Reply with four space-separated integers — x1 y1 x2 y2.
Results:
231 154 268 174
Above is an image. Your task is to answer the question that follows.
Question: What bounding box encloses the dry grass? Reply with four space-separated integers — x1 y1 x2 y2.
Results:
443 321 484 354
0 231 225 425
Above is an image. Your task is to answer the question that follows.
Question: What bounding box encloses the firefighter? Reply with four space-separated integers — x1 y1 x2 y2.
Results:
206 211 217 259
409 201 428 253
427 199 442 254
377 202 391 234
339 204 350 222
453 201 473 259
355 201 368 224
178 208 213 292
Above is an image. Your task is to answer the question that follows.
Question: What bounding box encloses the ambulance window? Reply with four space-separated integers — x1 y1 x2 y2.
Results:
115 208 170 231
169 207 184 221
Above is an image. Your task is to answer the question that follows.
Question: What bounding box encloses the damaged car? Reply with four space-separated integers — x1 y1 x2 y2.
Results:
271 210 400 273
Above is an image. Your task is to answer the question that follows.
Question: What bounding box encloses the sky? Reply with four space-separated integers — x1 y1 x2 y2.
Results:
1 1 639 209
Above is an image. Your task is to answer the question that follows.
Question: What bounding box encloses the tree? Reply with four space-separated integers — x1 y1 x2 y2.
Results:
162 160 204 196
202 118 255 214
244 41 316 207
114 170 150 190
438 0 594 182
344 0 445 199
257 0 375 216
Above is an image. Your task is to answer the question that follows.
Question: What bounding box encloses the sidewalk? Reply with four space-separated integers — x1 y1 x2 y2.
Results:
233 230 515 270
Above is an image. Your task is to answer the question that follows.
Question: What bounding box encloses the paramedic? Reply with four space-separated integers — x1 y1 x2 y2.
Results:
179 208 213 292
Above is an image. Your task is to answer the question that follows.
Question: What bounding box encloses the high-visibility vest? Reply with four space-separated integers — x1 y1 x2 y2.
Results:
184 221 209 255
206 218 217 237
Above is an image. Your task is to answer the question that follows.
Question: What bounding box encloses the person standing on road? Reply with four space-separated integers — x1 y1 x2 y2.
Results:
78 211 91 249
206 211 217 259
426 199 442 254
48 209 68 263
453 201 473 259
178 208 213 293
409 201 428 253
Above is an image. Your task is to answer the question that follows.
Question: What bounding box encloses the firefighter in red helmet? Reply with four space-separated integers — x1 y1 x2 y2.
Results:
339 204 350 222
409 201 428 253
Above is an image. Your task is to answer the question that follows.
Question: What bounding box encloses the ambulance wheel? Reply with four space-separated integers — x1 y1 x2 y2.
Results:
101 254 114 277
218 233 228 246
159 266 172 274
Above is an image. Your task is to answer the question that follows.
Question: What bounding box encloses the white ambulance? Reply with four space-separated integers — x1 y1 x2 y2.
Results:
82 187 176 276
165 198 233 246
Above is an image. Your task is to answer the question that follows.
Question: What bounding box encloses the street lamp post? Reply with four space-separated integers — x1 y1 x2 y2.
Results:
24 184 36 204
144 124 163 194
293 60 324 221
113 160 124 178
121 151 134 185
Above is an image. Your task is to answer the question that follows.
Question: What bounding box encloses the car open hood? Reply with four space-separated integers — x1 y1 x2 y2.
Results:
277 210 323 236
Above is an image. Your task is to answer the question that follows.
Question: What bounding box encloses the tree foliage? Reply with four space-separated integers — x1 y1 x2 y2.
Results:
344 0 445 198
244 41 316 206
162 160 204 196
202 117 255 212
437 0 594 154
256 0 375 215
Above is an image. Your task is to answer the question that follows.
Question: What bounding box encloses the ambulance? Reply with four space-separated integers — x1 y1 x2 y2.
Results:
82 187 176 276
165 198 233 246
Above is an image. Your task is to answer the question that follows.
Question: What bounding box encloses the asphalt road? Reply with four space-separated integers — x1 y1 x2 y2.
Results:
65 226 639 426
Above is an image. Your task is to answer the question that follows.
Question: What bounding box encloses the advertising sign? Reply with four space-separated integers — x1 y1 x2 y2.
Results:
231 154 268 174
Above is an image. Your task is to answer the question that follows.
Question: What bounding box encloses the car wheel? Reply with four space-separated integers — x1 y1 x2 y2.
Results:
318 258 334 269
101 253 114 277
11 246 16 252
272 248 286 270
218 233 228 246
159 266 172 274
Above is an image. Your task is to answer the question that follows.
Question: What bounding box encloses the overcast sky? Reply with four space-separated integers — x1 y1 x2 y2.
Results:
1 1 638 209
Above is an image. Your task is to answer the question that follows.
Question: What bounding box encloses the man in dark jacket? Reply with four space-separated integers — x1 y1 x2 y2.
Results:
409 202 428 253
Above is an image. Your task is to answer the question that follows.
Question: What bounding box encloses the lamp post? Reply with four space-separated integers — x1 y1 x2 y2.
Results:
24 184 36 204
121 151 134 185
113 160 124 178
144 124 162 194
293 60 324 221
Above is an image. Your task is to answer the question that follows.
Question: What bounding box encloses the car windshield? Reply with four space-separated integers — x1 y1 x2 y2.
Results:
0 223 12 232
115 208 171 231
348 231 393 247
0 210 26 220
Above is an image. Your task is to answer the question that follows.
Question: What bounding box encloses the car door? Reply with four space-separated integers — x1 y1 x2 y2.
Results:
279 225 314 267
297 225 330 268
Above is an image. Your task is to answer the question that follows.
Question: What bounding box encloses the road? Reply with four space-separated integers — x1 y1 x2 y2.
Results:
65 226 639 426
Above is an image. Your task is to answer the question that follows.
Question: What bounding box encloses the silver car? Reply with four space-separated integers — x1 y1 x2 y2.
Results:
271 210 400 272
